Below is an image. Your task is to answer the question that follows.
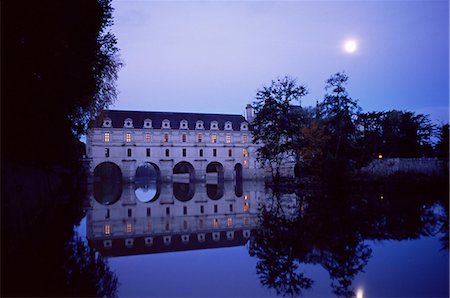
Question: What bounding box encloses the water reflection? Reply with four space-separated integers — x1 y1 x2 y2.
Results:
135 178 159 202
249 183 449 297
87 179 263 256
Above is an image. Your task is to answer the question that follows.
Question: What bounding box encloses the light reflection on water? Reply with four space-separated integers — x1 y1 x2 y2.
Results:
85 178 449 297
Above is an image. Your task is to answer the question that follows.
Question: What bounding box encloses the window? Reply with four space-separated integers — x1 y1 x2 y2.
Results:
183 206 187 215
228 149 232 157
147 207 151 217
146 148 150 157
244 202 249 213
164 133 169 142
105 148 110 157
228 217 233 227
211 134 217 143
182 148 186 157
166 207 170 215
145 133 151 142
214 218 219 228
127 148 132 157
128 208 132 217
105 224 110 235
200 205 204 214
214 205 218 213
105 209 110 219
165 149 170 157
213 149 217 157
198 133 202 143
162 119 170 128
243 148 248 157
182 133 187 142
180 120 188 129
242 134 247 143
104 132 110 142
127 223 132 233
126 133 132 142
199 149 203 157
229 204 233 212
226 134 231 144
196 121 204 129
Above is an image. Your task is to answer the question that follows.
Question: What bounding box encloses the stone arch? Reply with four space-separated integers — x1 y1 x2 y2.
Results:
173 182 196 202
234 163 243 197
206 162 224 180
207 183 224 200
173 161 195 182
134 162 161 203
93 162 122 205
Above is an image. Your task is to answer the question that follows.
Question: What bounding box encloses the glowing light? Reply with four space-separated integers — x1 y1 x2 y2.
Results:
344 39 358 53
380 195 384 200
105 224 111 235
378 154 383 159
356 288 364 298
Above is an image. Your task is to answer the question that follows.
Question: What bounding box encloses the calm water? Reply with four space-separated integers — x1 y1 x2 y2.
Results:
78 178 448 297
3 173 449 297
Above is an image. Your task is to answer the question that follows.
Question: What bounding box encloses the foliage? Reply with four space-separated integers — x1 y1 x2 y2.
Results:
436 123 449 159
3 0 121 165
252 76 308 177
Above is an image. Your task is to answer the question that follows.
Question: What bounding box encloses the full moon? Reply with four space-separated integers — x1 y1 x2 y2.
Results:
344 39 358 53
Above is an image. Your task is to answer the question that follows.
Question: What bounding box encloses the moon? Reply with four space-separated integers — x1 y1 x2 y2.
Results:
344 39 358 53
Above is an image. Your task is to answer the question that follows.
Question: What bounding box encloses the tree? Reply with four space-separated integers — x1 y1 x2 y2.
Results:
435 123 449 159
3 0 122 166
318 72 361 162
252 76 308 178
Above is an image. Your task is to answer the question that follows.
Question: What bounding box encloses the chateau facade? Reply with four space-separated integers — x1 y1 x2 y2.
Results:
86 105 264 182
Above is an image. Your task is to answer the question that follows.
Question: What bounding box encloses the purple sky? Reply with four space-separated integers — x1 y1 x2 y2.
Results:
110 0 448 123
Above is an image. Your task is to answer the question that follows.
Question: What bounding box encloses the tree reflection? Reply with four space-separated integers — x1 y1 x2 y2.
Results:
250 178 448 297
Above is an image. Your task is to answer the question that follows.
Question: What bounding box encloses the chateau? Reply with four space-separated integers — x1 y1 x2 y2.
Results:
86 105 264 182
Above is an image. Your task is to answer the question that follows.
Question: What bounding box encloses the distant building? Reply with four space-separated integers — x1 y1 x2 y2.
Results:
86 106 264 182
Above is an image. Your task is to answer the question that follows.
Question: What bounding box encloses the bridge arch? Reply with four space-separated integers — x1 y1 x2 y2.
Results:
93 162 122 205
206 162 224 180
173 182 196 202
134 162 161 203
173 161 195 182
234 163 243 197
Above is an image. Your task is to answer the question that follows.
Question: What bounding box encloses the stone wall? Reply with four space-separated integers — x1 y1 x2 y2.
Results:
361 158 448 176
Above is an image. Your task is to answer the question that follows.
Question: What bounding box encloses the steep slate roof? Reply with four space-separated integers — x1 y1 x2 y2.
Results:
95 110 247 131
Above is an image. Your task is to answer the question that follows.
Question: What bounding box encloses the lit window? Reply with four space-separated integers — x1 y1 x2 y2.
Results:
126 223 132 233
126 133 132 142
104 132 110 142
228 217 232 227
226 134 231 144
105 224 110 235
182 133 187 142
214 218 219 228
244 194 249 201
164 133 169 142
242 134 247 143
243 148 248 157
198 133 202 143
145 133 151 141
244 202 249 213
228 149 232 157
212 134 217 143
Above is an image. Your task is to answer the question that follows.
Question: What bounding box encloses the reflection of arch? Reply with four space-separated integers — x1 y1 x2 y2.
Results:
173 161 195 181
206 162 224 180
173 182 195 201
135 163 161 202
234 163 243 197
207 182 224 200
93 162 123 205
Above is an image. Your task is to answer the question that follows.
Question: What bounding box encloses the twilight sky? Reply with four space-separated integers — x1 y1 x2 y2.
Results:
110 0 449 123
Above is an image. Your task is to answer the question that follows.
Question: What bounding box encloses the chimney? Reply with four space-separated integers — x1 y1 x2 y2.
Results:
245 104 254 123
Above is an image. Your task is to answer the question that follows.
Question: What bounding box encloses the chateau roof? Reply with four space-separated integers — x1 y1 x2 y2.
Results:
93 110 247 131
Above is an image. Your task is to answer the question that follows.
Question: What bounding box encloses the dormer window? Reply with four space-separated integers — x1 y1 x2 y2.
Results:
103 118 112 128
224 121 232 130
180 120 188 129
162 119 171 129
196 120 204 129
124 118 133 128
240 122 248 131
210 121 219 130
143 119 152 128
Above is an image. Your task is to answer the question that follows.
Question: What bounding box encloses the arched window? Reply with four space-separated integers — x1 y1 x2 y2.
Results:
143 119 152 128
162 119 171 129
124 118 133 128
224 121 232 130
103 118 112 127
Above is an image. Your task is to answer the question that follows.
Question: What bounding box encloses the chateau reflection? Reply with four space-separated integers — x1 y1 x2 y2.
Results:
86 179 264 256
